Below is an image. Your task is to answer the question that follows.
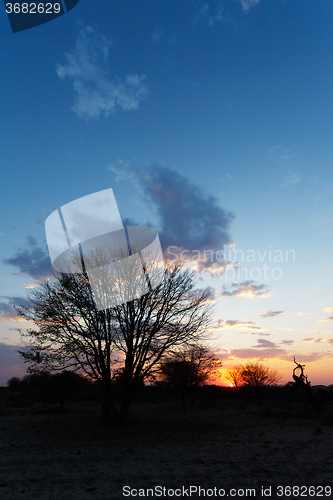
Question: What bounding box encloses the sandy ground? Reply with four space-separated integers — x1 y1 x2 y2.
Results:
0 397 333 499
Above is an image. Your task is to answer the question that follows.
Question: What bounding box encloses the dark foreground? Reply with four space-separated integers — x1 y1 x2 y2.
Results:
0 395 333 499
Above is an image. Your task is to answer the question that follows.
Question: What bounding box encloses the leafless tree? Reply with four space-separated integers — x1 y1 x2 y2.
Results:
17 255 213 423
17 271 120 423
224 366 243 390
241 362 280 388
110 263 213 421
293 358 333 413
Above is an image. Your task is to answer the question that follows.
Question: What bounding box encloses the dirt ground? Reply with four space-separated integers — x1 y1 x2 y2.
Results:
0 395 333 499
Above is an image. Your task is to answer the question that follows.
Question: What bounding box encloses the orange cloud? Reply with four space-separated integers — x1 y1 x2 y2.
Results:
319 317 333 323
0 316 27 322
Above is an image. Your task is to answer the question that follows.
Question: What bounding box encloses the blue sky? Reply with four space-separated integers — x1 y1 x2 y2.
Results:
1 0 333 385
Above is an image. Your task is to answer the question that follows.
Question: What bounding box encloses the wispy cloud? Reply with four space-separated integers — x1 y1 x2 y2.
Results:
213 319 270 334
56 25 148 119
301 338 333 350
2 237 51 279
194 2 230 27
301 338 324 344
229 346 287 361
280 171 301 188
318 306 333 322
229 342 330 363
240 0 260 12
221 280 271 299
268 145 297 163
152 24 164 43
255 310 285 318
255 338 277 348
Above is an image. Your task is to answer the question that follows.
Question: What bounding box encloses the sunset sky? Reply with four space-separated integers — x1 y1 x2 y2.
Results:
1 0 333 386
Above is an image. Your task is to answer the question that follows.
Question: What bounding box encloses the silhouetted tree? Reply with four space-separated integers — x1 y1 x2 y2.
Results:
224 366 243 391
17 271 119 423
17 260 213 424
292 358 333 413
239 362 280 398
46 371 90 410
160 345 222 406
7 377 21 392
225 363 279 396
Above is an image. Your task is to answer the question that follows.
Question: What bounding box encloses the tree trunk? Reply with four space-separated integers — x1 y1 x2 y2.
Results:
102 396 112 425
118 394 132 424
59 392 65 411
118 377 139 424
181 387 186 408
101 382 118 425
191 385 196 405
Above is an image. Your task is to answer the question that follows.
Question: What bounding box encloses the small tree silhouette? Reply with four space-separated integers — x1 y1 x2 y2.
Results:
7 377 21 392
238 362 280 399
292 357 333 413
160 345 222 406
225 366 243 391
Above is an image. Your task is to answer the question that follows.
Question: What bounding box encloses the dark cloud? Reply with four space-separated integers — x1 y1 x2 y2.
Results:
2 237 51 279
255 310 285 318
0 343 27 386
26 236 38 246
229 338 285 360
109 162 234 253
255 339 277 348
221 281 270 299
0 296 31 321
141 166 234 251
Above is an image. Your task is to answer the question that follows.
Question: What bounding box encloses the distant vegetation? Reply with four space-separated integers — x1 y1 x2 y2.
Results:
5 358 333 418
225 362 281 397
7 371 95 409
